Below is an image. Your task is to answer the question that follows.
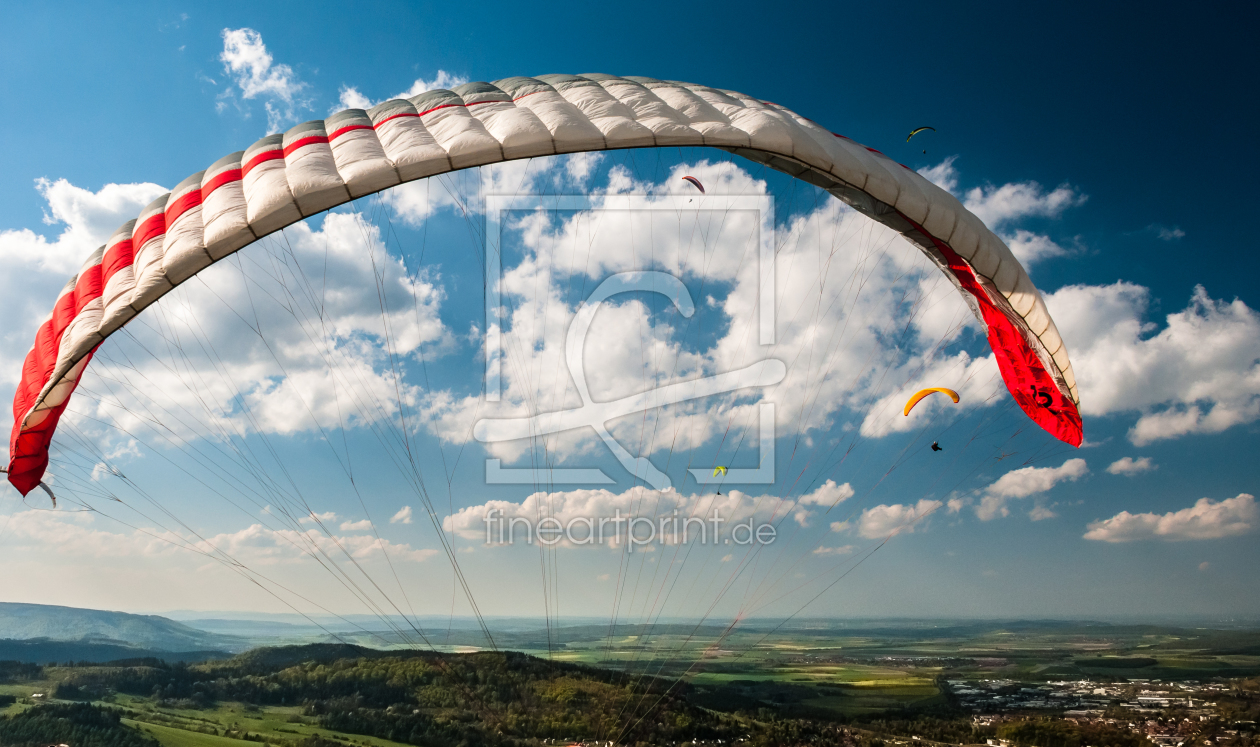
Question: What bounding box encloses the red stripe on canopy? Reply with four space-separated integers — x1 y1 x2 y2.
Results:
282 135 330 157
202 168 243 199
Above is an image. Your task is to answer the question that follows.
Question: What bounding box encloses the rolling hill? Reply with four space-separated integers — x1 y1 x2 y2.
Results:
0 602 247 653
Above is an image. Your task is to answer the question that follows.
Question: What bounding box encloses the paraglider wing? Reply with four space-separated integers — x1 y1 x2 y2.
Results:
713 466 727 477
681 175 705 193
6 74 1083 496
903 387 961 416
36 481 55 507
907 126 936 142
0 467 53 506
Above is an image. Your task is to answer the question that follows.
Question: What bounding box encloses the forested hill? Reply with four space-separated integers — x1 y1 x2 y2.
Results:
0 602 247 652
55 643 820 747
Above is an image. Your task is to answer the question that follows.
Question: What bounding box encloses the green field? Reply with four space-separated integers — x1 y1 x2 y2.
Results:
114 697 418 747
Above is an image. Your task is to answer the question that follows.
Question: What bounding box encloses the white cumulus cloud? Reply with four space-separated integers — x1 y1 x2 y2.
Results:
220 27 310 132
390 506 413 524
444 481 839 548
918 158 1085 268
1107 456 1156 476
856 499 943 539
1028 505 1058 521
1084 493 1257 542
812 545 856 555
1046 283 1260 445
976 458 1088 520
963 179 1087 229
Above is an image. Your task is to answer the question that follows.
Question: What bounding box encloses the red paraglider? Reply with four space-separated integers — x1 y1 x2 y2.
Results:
681 175 705 193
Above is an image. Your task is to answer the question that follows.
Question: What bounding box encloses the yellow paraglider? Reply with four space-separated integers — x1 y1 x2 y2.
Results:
906 126 936 142
713 466 727 476
902 387 960 416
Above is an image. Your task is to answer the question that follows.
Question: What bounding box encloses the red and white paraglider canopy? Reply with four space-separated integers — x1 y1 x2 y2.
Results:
7 74 1081 495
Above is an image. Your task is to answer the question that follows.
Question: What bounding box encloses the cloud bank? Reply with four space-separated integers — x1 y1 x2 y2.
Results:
1084 494 1257 542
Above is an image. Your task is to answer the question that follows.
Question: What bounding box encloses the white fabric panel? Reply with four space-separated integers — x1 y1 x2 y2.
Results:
1044 327 1064 355
372 114 451 181
889 169 933 226
831 139 887 196
243 138 300 237
1007 271 1039 317
130 196 172 311
131 248 171 309
419 106 503 169
467 100 556 160
586 114 656 148
684 85 745 115
1023 296 1051 337
163 172 209 285
1052 346 1073 385
1062 366 1078 399
163 204 208 284
657 84 733 124
600 79 698 145
23 405 51 430
991 251 1022 298
56 296 102 376
284 123 348 216
511 91 606 153
549 78 655 149
328 113 399 198
202 162 253 261
755 105 835 172
950 213 987 267
779 114 863 188
850 147 905 208
690 119 751 148
786 118 842 176
817 137 877 193
649 84 747 148
551 78 637 120
919 185 962 243
33 354 90 418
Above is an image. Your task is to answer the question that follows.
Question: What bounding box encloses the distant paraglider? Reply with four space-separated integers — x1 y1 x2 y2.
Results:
713 466 727 477
907 126 935 142
681 175 705 193
907 126 935 154
931 442 943 452
903 387 960 416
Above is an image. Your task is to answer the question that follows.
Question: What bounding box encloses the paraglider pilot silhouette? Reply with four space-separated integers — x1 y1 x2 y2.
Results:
474 271 785 490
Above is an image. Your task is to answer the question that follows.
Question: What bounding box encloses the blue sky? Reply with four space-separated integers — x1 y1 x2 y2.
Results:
0 1 1257 625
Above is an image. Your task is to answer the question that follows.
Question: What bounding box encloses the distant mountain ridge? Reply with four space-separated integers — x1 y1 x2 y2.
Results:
0 602 248 653
0 638 231 664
